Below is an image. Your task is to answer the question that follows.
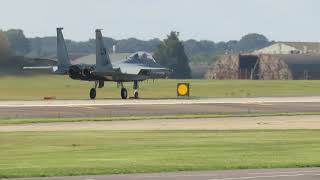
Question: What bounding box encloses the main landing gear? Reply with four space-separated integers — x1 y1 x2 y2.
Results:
90 88 96 99
90 80 104 100
89 81 140 100
119 82 128 99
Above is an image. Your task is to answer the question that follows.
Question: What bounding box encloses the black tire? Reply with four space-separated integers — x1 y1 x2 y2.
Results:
121 88 128 99
90 88 96 100
134 91 139 99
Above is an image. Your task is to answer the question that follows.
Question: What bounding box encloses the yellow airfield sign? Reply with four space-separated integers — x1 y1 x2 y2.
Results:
177 83 190 97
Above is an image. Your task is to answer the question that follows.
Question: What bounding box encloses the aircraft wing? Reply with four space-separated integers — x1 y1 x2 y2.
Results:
116 63 165 73
137 67 169 78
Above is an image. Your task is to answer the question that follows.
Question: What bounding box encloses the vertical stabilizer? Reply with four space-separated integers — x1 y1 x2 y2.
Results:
96 29 112 67
57 28 71 69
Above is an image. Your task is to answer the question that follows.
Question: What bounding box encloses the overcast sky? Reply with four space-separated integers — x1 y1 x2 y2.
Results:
0 0 319 42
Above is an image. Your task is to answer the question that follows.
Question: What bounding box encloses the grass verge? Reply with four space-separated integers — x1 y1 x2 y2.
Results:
1 112 320 125
1 76 320 100
1 130 320 178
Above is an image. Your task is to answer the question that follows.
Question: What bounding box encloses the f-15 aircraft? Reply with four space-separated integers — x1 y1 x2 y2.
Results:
25 28 168 99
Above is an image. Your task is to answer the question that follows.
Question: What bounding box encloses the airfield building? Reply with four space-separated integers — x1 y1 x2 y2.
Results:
254 42 320 55
206 42 320 80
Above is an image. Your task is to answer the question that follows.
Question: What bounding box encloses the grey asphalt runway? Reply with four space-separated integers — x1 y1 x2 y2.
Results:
5 168 320 180
0 97 320 118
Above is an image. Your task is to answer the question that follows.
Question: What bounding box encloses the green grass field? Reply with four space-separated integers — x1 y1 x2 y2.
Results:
1 112 319 125
1 75 320 100
1 130 320 178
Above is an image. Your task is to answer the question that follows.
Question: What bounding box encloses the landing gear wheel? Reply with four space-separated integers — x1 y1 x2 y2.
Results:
134 90 139 99
90 88 96 100
121 88 128 99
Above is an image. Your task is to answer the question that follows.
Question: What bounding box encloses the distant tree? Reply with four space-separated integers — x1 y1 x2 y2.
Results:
0 31 10 57
189 53 217 65
236 33 270 52
183 39 216 57
154 31 191 79
4 29 30 55
116 38 161 53
28 37 56 58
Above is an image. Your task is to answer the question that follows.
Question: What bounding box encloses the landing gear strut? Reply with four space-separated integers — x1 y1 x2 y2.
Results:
133 81 139 99
120 82 128 99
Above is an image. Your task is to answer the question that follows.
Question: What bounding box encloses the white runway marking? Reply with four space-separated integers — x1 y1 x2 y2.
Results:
249 170 320 175
1 96 320 107
5 168 320 180
208 173 320 180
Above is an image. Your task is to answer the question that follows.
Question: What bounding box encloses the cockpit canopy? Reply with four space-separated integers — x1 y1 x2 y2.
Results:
126 51 157 65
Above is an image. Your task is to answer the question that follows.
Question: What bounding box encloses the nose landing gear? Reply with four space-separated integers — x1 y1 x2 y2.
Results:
134 90 139 99
133 80 139 99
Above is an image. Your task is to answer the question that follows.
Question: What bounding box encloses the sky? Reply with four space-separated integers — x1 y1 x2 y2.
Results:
0 0 319 42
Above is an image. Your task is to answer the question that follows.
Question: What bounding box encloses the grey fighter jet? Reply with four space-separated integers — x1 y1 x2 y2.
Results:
25 28 169 99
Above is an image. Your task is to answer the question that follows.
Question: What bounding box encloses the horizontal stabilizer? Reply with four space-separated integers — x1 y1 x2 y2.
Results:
23 66 57 70
23 66 64 74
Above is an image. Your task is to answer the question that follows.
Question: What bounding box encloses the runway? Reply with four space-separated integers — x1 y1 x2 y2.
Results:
0 97 320 118
6 168 320 180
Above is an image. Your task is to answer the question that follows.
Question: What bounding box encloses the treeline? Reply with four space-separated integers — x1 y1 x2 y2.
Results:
0 29 30 56
27 37 162 59
0 29 272 64
28 33 271 65
185 33 273 64
0 29 273 78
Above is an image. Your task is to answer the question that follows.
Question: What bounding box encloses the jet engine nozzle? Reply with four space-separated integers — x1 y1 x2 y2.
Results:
68 65 82 80
83 67 95 78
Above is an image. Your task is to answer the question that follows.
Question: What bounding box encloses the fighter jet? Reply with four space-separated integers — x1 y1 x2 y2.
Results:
25 28 168 99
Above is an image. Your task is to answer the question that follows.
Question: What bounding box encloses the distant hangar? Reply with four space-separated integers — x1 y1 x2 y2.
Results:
206 42 320 80
254 42 320 55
